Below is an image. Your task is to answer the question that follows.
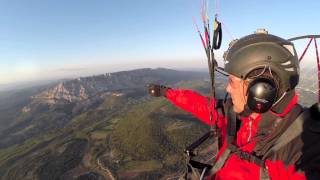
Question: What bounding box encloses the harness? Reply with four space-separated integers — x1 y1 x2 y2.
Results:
182 101 319 180
207 99 273 179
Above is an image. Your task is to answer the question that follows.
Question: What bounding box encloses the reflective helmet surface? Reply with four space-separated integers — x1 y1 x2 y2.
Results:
223 30 300 92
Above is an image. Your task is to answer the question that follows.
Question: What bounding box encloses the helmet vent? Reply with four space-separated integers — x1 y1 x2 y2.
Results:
283 44 295 56
281 60 292 66
284 67 295 72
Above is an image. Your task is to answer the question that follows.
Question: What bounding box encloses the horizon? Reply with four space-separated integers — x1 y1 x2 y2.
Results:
1 0 319 85
0 66 211 91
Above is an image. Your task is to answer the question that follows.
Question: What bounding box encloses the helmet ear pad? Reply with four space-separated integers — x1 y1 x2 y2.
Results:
246 78 278 113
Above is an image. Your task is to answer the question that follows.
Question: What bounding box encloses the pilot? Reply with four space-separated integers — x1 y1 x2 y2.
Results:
148 30 320 179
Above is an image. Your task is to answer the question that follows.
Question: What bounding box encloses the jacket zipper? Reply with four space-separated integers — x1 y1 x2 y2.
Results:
247 116 253 143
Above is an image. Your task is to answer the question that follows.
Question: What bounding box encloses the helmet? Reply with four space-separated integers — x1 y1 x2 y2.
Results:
223 29 300 113
223 29 300 92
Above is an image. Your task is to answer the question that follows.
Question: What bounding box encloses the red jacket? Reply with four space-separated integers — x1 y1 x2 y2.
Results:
166 89 306 180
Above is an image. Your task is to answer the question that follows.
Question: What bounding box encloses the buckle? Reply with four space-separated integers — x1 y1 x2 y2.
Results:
239 151 250 160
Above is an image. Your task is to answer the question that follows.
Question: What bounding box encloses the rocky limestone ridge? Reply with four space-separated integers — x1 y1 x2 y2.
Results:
32 82 89 104
31 68 207 104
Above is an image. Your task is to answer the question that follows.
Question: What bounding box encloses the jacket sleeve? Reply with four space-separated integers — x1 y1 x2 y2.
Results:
265 160 307 180
166 88 224 126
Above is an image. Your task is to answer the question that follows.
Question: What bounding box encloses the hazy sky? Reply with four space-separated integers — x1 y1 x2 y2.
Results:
0 0 319 84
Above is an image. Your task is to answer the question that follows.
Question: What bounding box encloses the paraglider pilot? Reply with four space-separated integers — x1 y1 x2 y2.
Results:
148 31 320 180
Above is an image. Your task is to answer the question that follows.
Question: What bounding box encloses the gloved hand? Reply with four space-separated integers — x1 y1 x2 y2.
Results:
148 84 171 97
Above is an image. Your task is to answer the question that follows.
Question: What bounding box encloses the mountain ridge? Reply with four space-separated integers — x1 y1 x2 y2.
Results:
0 68 213 180
0 68 209 150
31 68 208 104
0 67 316 180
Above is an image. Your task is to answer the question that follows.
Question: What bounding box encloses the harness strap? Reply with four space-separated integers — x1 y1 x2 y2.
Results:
184 101 310 179
207 109 309 179
206 144 270 180
208 148 232 175
260 167 270 180
263 109 309 159
206 144 268 176
229 144 265 167
185 130 215 156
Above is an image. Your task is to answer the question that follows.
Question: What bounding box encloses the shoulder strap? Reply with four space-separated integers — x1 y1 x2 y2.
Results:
263 108 309 159
207 105 309 178
206 144 268 178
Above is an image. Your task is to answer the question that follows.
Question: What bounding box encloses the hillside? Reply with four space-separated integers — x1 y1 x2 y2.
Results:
0 67 315 180
0 68 216 180
0 68 208 149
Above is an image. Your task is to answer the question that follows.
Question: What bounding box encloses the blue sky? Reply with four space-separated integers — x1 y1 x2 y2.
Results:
0 0 319 84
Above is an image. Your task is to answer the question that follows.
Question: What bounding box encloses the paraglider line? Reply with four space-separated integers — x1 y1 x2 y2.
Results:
299 38 313 62
314 38 320 102
193 17 207 50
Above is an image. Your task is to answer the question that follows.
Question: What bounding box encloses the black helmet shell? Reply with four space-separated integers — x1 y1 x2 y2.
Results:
223 31 300 92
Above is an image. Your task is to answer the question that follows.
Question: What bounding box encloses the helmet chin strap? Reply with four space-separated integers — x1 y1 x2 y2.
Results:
271 91 287 107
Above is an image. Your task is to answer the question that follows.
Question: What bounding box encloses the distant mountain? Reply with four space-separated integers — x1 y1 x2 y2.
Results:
31 68 208 104
0 68 213 180
0 68 208 147
0 83 57 133
0 67 315 180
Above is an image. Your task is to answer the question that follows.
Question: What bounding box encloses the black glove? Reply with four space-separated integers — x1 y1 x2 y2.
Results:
148 84 171 97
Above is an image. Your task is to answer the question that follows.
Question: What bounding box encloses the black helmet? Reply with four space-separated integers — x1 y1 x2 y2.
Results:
223 29 300 92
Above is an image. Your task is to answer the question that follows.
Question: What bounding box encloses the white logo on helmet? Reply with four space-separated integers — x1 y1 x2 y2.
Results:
254 97 269 103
